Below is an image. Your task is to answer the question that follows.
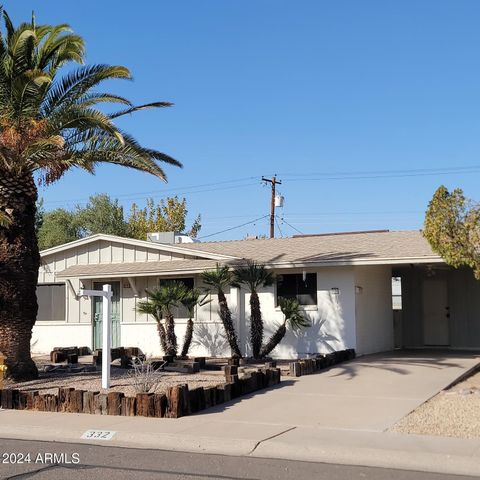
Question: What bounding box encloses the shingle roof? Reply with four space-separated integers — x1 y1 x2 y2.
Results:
173 230 441 265
56 259 227 278
56 230 442 278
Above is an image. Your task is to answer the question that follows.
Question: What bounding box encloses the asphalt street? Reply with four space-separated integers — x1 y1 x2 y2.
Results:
0 438 477 480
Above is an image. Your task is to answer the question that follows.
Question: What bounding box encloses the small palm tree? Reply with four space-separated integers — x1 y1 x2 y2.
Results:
0 9 181 380
180 288 211 357
233 261 274 358
201 265 242 358
136 294 168 354
137 281 187 357
260 297 310 358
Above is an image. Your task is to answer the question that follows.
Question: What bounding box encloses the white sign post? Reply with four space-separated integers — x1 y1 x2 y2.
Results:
79 284 113 389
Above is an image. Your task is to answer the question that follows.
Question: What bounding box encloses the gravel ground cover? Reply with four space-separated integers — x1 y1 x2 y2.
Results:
392 367 480 439
5 355 226 397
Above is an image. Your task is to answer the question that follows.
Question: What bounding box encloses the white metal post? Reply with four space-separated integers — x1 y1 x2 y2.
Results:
102 284 112 389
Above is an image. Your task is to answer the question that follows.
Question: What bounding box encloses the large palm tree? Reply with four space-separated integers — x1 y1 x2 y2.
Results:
0 10 181 380
259 297 310 358
233 261 274 358
180 288 211 358
201 265 242 358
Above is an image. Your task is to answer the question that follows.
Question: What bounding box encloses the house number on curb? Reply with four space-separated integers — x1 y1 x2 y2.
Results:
81 430 116 440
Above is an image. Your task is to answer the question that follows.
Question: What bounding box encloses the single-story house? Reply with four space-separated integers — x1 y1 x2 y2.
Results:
33 229 480 359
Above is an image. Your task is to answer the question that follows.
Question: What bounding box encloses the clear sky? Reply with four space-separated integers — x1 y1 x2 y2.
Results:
6 1 480 240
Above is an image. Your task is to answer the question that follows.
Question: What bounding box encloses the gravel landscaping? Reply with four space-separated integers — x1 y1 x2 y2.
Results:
4 355 226 397
392 367 480 439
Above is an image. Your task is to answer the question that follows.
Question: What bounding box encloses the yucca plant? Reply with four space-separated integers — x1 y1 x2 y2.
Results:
260 297 310 358
201 265 242 358
0 9 181 380
233 261 274 358
180 288 211 357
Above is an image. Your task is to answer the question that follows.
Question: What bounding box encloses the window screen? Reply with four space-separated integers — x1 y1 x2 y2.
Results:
36 283 66 321
277 273 317 305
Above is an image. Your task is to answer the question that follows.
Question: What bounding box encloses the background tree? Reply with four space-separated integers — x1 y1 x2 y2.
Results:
128 196 201 240
233 261 274 358
424 186 480 278
0 9 180 380
75 194 128 237
260 297 310 358
37 208 80 250
201 265 242 358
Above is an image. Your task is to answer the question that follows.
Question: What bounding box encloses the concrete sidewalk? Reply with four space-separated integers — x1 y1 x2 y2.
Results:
1 351 479 476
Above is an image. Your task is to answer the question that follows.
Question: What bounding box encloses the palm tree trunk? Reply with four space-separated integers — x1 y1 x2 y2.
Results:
0 172 39 380
181 318 194 357
259 323 287 358
218 290 242 358
156 321 168 353
249 291 263 358
164 313 177 356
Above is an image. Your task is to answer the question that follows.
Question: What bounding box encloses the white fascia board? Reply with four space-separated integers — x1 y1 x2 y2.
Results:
265 256 445 269
40 233 237 261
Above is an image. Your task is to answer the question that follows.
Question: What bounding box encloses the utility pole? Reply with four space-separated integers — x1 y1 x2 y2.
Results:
262 175 282 238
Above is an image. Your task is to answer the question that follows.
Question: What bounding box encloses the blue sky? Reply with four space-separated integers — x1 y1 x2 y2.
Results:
6 1 480 240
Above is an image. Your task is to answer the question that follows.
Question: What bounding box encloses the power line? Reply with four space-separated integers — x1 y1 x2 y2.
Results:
278 165 480 177
42 180 260 206
198 214 270 240
275 215 284 238
277 215 304 235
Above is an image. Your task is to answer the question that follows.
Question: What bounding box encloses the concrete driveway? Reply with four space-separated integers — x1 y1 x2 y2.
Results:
199 350 480 432
1 350 480 476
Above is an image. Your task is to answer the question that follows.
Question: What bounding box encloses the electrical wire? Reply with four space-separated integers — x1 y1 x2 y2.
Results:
274 215 284 238
42 177 260 206
277 215 304 235
198 214 270 240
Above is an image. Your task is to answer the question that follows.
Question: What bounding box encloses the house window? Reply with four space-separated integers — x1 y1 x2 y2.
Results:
160 277 194 290
277 273 317 305
36 283 66 321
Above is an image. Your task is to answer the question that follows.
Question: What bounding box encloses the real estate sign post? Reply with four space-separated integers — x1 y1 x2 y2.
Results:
79 284 113 389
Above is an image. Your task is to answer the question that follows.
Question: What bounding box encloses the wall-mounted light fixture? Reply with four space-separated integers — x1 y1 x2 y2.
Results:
355 286 363 294
331 287 340 295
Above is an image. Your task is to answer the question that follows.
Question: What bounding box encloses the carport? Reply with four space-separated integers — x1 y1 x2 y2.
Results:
394 264 480 349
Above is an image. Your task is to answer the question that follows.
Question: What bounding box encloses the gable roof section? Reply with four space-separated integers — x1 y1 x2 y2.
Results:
40 233 237 261
172 230 442 266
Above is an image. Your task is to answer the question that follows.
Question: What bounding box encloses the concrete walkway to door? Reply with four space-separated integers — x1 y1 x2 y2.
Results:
1 351 480 476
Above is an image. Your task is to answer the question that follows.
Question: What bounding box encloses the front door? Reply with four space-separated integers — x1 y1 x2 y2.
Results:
422 278 449 346
93 282 121 350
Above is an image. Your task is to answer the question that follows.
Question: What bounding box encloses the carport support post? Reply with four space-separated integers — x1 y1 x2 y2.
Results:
102 284 112 389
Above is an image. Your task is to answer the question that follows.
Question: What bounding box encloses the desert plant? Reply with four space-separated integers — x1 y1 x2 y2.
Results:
233 261 274 358
128 357 163 394
136 297 168 354
201 265 242 358
137 282 187 356
260 297 311 358
0 9 181 380
180 288 211 357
